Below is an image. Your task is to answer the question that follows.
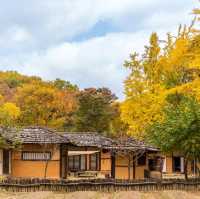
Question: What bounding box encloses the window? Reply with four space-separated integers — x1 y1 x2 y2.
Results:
173 157 181 172
148 157 162 171
74 155 80 170
137 154 146 166
68 156 74 170
80 155 86 170
148 159 156 171
89 153 99 171
173 157 184 173
68 155 86 171
22 152 51 161
191 159 197 174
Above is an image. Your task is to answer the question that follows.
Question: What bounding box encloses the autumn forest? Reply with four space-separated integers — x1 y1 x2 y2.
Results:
0 71 126 136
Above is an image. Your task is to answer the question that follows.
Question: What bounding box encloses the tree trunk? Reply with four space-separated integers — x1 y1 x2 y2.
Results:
128 155 131 180
160 157 164 179
44 159 49 179
184 159 188 180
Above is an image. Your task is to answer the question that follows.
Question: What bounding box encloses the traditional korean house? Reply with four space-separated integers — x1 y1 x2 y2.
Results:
0 127 161 180
105 137 161 179
62 133 161 180
9 127 65 178
61 133 114 179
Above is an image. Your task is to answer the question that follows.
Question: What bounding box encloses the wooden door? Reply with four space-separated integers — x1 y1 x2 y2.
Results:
3 150 10 175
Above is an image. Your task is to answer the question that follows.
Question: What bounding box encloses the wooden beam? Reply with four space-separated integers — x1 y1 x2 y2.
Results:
128 155 131 180
66 145 68 179
133 155 136 179
111 152 115 179
59 144 62 178
99 151 101 171
60 144 66 179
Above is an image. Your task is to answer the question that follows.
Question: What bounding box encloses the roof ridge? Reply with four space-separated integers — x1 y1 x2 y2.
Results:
19 126 66 144
62 132 98 134
23 126 56 131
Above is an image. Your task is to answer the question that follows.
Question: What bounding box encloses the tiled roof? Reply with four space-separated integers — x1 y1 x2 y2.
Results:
108 137 158 152
62 132 114 148
18 127 66 144
0 126 158 152
62 132 158 152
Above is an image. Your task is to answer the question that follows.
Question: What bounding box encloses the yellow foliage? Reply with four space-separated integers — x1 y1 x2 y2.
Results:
121 85 166 137
1 102 21 119
121 19 200 137
15 82 77 129
0 95 4 105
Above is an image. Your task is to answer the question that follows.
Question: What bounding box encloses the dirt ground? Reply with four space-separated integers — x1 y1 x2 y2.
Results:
0 191 199 199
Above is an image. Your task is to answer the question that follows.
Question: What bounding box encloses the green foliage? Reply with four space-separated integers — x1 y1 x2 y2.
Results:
75 88 117 134
147 94 200 161
52 78 78 91
0 71 41 89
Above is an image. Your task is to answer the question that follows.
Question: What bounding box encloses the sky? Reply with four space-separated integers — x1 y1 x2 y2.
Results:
0 0 199 99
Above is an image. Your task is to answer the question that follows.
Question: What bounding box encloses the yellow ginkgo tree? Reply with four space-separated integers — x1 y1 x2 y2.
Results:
0 95 21 148
0 102 21 126
121 11 200 138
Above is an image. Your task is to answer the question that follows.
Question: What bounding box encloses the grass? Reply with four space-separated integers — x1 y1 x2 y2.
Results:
0 191 199 199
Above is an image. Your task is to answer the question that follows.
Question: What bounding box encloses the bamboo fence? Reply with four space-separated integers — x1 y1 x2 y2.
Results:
0 178 199 192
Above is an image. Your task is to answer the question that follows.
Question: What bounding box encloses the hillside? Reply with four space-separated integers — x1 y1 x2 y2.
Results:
0 71 123 135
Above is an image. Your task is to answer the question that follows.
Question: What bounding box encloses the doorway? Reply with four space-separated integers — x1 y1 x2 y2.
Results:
173 157 181 172
3 150 10 175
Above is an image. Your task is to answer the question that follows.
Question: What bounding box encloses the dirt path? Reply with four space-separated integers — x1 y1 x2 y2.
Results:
0 191 199 199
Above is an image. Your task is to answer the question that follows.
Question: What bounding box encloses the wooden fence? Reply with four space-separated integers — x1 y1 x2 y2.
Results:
0 178 199 192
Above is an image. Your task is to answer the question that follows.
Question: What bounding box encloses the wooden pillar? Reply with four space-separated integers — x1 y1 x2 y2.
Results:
172 153 174 173
66 145 68 178
194 158 197 176
133 155 136 179
0 149 3 175
60 144 64 178
111 152 115 179
128 155 131 180
99 151 101 171
9 151 11 175
60 144 67 179
85 147 89 171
